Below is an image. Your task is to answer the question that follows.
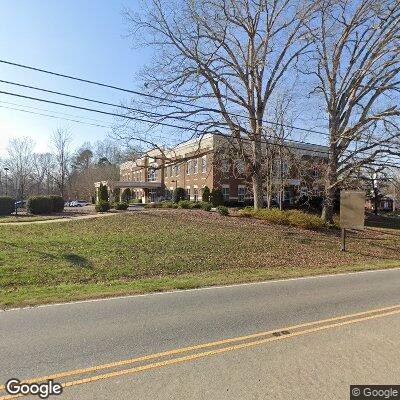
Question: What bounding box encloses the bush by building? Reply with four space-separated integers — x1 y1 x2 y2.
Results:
200 201 212 211
0 197 15 215
113 187 121 201
98 184 109 201
210 189 224 206
121 188 131 202
238 207 325 230
217 205 229 216
27 196 53 214
95 200 111 212
202 186 211 203
178 200 191 209
115 202 128 210
49 196 64 212
173 187 186 203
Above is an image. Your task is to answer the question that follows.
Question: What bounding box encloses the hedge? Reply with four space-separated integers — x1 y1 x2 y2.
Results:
115 202 128 210
238 207 326 230
95 200 110 212
217 205 229 216
0 197 15 215
49 196 64 212
27 196 53 214
173 187 186 203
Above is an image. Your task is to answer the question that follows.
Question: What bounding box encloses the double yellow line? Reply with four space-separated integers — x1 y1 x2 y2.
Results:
1 304 400 399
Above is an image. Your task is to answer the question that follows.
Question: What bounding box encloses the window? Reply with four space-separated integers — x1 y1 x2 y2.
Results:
238 186 246 203
169 165 173 177
193 158 198 174
187 160 192 175
201 156 207 173
193 188 199 201
222 186 230 202
186 188 191 200
174 164 180 177
147 163 157 182
235 160 245 175
221 160 230 173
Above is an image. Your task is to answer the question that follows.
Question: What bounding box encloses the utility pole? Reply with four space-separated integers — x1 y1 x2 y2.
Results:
4 167 9 196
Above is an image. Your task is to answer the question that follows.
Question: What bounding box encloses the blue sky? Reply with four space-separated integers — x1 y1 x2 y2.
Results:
0 0 151 155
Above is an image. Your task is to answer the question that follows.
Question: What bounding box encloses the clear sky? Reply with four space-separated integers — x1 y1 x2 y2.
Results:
0 0 152 155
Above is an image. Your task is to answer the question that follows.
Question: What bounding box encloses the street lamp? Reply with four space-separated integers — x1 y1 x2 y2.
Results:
4 167 9 196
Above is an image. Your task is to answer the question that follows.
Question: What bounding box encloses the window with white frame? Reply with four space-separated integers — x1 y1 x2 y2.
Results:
222 186 230 202
201 156 207 173
193 158 198 174
186 187 191 200
147 163 157 182
193 187 199 201
238 186 246 203
187 160 192 175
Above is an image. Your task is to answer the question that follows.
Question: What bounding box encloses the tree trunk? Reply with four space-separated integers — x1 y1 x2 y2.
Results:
252 136 264 209
321 152 338 224
252 172 264 209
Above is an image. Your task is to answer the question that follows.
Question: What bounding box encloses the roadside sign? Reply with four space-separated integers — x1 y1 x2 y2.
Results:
340 191 365 251
340 191 365 230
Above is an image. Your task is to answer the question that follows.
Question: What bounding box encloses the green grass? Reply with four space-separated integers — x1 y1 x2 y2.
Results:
0 215 62 223
0 210 399 309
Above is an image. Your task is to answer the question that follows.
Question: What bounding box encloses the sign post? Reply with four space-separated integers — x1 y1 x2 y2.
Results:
340 191 365 252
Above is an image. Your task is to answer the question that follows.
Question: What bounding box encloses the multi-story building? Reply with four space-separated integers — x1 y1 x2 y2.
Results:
95 134 328 205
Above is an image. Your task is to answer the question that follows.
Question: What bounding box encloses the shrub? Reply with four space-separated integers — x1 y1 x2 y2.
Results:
238 207 325 230
27 196 53 215
115 202 128 210
113 187 121 201
202 186 211 203
49 195 64 212
121 188 131 202
189 202 202 209
211 189 224 206
200 201 212 211
161 201 177 208
95 200 110 212
98 184 109 201
286 210 325 230
178 200 191 209
0 197 15 215
173 187 186 203
217 205 229 216
129 198 142 204
238 206 255 218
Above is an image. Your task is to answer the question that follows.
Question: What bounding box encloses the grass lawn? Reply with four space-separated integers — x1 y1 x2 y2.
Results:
0 215 63 223
0 209 399 309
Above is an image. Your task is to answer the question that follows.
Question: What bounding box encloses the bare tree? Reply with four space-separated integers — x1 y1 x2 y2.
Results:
308 0 400 223
32 153 54 195
51 127 72 198
5 137 34 200
124 0 315 208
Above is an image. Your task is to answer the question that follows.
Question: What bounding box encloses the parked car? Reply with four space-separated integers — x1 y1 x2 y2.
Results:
70 200 89 207
15 200 26 208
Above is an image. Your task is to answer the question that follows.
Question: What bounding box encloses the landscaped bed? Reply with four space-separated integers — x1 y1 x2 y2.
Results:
0 209 399 308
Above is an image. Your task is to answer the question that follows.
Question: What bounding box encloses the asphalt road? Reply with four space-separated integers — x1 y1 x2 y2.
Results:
1 268 400 399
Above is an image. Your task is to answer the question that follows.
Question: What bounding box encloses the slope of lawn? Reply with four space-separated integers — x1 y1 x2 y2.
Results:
0 209 399 308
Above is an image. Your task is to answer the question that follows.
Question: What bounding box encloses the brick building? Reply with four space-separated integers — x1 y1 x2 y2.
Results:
95 134 328 205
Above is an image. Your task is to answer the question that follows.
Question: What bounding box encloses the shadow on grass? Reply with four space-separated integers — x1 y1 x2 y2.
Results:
62 253 93 269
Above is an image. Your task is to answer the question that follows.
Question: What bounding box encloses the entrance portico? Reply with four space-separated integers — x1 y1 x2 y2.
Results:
95 181 163 203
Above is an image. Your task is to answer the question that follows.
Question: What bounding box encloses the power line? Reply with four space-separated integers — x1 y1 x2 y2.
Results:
0 59 332 138
0 89 338 158
1 89 399 165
